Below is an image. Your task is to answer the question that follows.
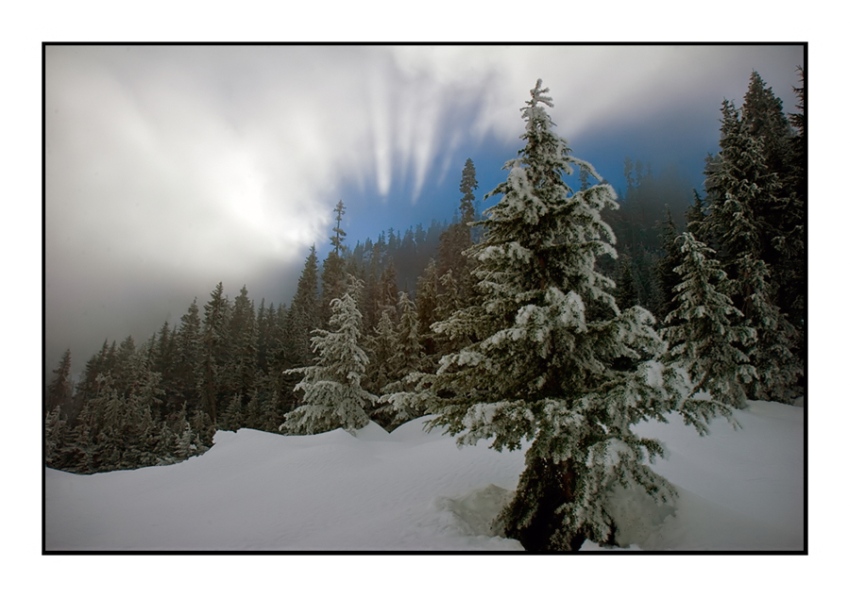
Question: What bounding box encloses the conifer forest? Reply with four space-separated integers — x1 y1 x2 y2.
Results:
45 51 806 553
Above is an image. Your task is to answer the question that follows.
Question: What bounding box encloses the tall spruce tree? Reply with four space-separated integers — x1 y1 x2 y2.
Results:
282 277 376 434
197 282 230 422
436 160 479 308
380 291 426 426
613 253 639 309
322 202 350 327
781 67 806 335
46 349 73 414
287 247 321 367
227 285 258 400
703 98 802 402
365 309 398 398
427 80 731 552
656 209 683 320
175 299 202 409
153 321 178 412
741 71 793 184
459 158 478 225
415 259 440 359
662 233 756 409
331 200 347 255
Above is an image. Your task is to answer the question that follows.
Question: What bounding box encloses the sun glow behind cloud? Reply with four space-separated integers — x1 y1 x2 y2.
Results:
47 45 803 279
44 44 804 371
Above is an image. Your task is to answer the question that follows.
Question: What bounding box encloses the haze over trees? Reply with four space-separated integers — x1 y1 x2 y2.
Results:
45 70 805 552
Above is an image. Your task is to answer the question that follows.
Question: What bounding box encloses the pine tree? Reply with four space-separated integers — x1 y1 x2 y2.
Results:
365 309 397 396
322 203 350 328
415 259 440 359
331 200 347 256
46 349 73 414
227 285 258 399
703 98 802 402
656 209 683 320
436 160 479 306
45 406 72 469
427 80 731 552
174 419 196 461
780 66 806 334
243 386 268 430
174 299 202 409
282 278 376 434
614 253 639 309
75 341 110 409
321 250 348 328
221 393 244 431
624 156 635 195
191 408 215 448
734 255 802 404
392 292 423 380
287 247 321 367
741 71 793 183
380 291 425 426
256 299 270 373
197 282 230 423
377 260 399 317
459 158 478 225
153 321 178 412
364 308 399 427
662 233 757 409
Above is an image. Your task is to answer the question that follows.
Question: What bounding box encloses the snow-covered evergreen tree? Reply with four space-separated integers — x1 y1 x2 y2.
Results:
365 308 397 396
174 299 202 409
427 80 731 552
702 99 802 402
415 258 440 360
226 286 257 400
614 253 639 309
656 209 683 320
389 292 423 385
459 158 478 226
375 292 426 427
734 255 801 404
286 247 322 367
662 232 756 409
781 67 806 335
46 349 74 414
197 282 230 422
221 394 244 431
45 406 72 469
282 278 376 434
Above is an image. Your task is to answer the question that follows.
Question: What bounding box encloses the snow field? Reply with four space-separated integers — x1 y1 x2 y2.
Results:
45 403 803 551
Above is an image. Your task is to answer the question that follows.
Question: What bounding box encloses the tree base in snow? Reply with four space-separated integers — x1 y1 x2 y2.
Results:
499 456 590 552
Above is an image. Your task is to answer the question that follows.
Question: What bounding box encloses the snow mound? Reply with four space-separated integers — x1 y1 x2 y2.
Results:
605 484 676 548
350 421 390 441
436 484 514 538
387 415 446 443
45 403 803 551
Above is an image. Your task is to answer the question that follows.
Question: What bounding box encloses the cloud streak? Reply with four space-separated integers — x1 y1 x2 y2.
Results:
45 44 803 371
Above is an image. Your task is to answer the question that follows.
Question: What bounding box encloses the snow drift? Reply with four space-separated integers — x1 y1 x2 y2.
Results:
45 402 804 551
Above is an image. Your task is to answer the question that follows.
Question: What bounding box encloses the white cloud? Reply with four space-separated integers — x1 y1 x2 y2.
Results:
47 44 804 279
44 44 804 368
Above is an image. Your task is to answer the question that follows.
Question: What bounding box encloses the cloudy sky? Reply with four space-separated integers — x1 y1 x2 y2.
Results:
44 44 803 373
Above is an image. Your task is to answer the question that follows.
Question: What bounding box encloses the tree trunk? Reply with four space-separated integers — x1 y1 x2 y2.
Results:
501 455 586 552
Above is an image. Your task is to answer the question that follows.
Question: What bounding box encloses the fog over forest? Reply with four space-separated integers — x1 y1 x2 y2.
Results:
45 44 803 376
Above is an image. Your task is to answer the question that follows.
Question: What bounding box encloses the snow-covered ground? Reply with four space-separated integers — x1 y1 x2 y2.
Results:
45 400 803 552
